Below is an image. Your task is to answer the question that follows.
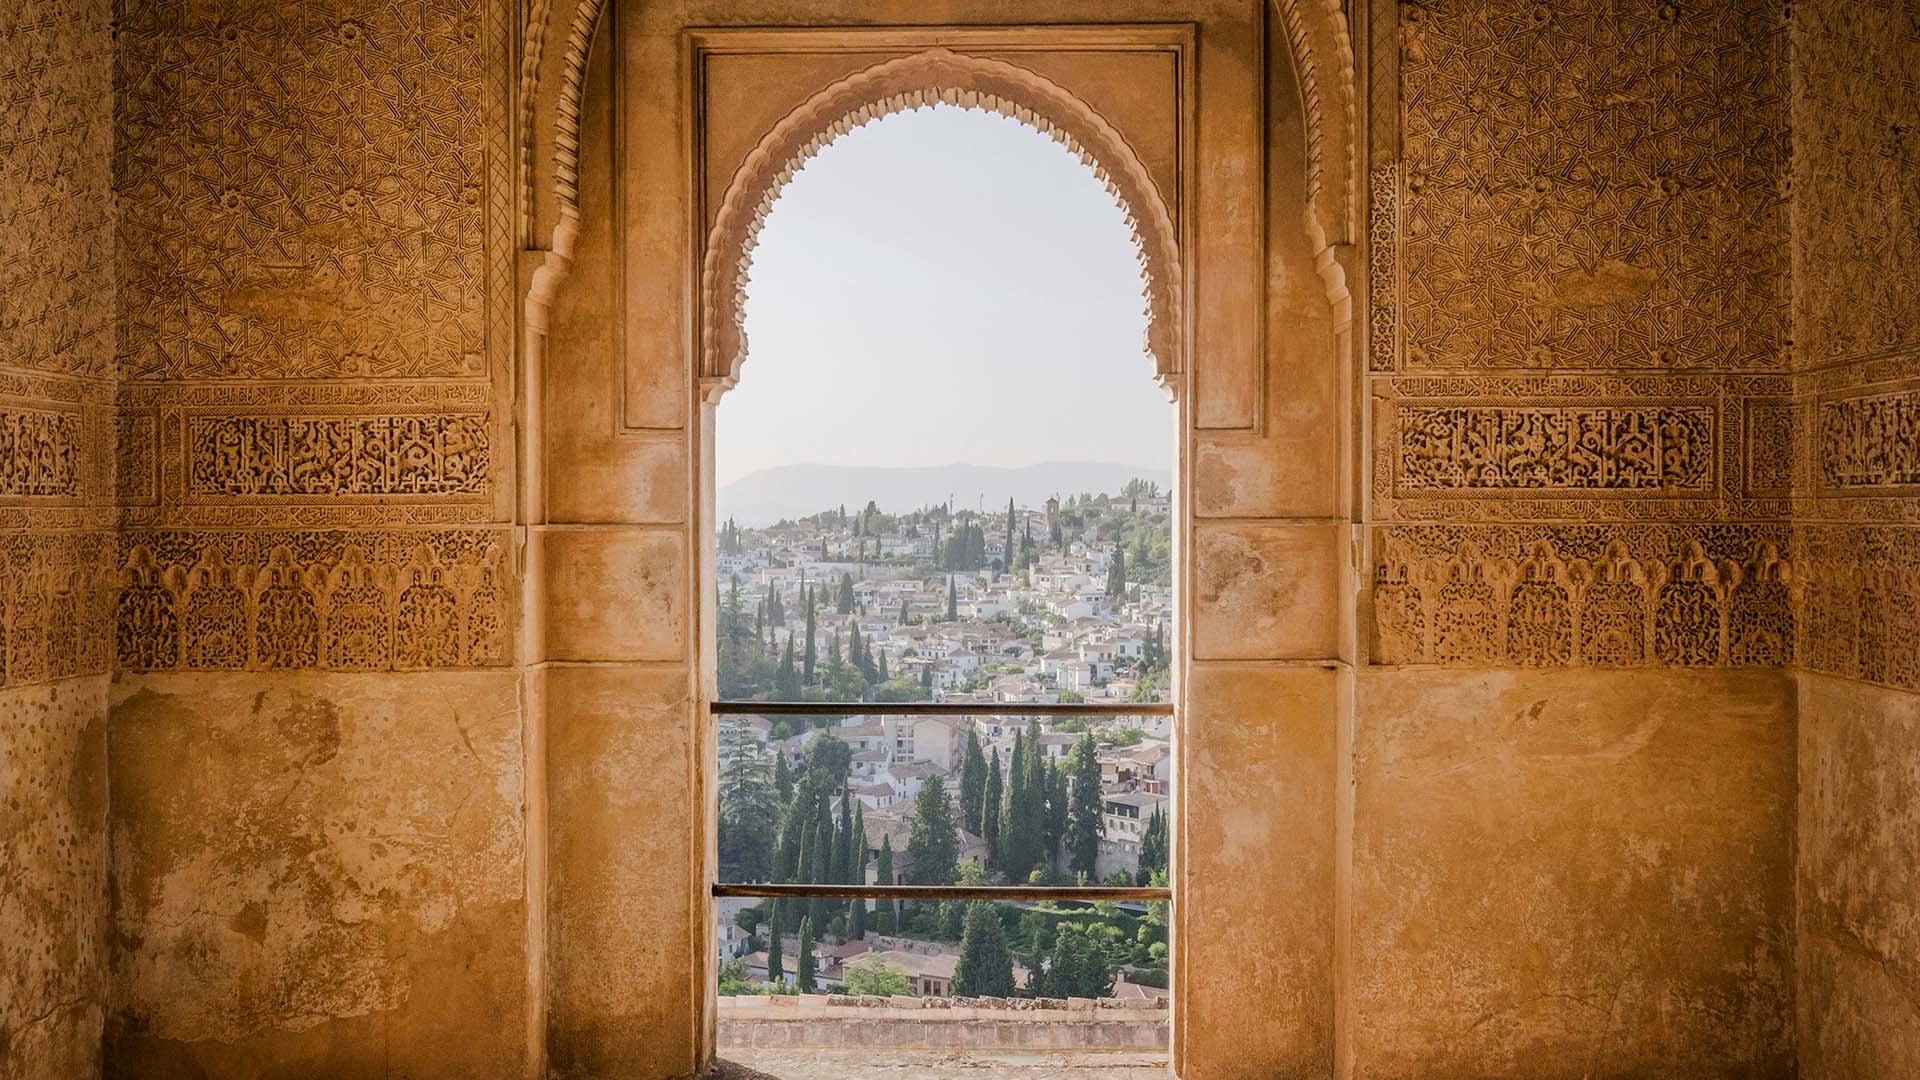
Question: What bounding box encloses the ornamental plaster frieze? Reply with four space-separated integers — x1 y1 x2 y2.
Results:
113 0 514 383
113 530 514 673
1371 375 1793 522
1392 0 1789 374
1371 524 1794 669
1788 0 1920 370
0 531 116 688
1795 524 1920 692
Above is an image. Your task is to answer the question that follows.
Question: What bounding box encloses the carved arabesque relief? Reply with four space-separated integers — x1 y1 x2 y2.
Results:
115 530 512 673
1372 525 1793 669
0 0 114 379
1817 386 1920 489
186 413 489 498
1789 0 1920 368
699 49 1182 402
114 0 511 382
0 532 115 686
1396 404 1714 492
1795 525 1920 691
1396 0 1787 371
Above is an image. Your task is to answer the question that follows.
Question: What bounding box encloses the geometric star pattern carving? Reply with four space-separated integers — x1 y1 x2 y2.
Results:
1790 0 1920 366
0 0 114 378
116 0 499 380
1399 0 1786 371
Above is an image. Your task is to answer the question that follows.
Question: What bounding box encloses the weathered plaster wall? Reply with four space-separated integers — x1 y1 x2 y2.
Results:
0 0 116 1074
1359 0 1798 1072
0 678 109 1079
1350 668 1796 1077
1788 1 1920 1073
103 672 525 1076
103 0 524 1073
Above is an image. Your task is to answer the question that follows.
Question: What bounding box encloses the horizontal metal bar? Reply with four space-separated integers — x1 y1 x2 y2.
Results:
710 700 1173 717
714 883 1171 902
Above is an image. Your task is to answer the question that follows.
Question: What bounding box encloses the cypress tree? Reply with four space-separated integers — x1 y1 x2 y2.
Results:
776 638 799 698
905 773 958 886
1000 728 1035 881
829 788 851 901
1138 805 1169 885
794 821 815 932
982 751 1003 872
1022 720 1046 854
765 901 783 986
1068 734 1102 877
874 836 897 934
952 901 1015 998
838 571 855 613
796 917 817 992
959 730 988 834
899 599 910 625
875 649 888 682
945 576 957 620
802 591 817 684
1044 759 1069 867
1105 548 1127 603
1004 498 1017 576
773 751 793 808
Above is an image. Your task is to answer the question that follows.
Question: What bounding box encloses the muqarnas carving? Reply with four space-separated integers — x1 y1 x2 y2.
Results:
1398 0 1785 370
1397 405 1714 492
1797 525 1920 691
0 408 81 497
116 531 511 672
1818 388 1920 489
1373 526 1792 668
187 413 489 497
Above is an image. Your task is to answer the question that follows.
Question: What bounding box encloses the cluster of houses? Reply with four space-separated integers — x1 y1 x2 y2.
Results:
717 499 1176 998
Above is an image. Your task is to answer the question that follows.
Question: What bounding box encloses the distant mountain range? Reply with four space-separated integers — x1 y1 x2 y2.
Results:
717 461 1173 526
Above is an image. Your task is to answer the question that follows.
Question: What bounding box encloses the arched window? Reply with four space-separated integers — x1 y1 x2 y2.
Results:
708 100 1176 1055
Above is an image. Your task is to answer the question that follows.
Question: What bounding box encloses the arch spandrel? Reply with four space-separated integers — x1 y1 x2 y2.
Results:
694 49 1182 405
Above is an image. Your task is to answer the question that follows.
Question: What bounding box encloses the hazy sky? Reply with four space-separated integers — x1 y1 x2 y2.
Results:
714 104 1172 487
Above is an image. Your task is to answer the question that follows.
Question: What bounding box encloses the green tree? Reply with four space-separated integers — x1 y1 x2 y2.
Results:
717 722 777 881
952 902 1016 997
873 836 897 934
775 638 800 698
945 575 958 620
773 750 793 806
981 751 1003 872
765 901 784 986
1068 734 1103 877
1137 806 1168 885
837 571 855 613
958 729 988 834
805 732 851 785
1003 497 1017 575
1000 726 1044 882
905 773 958 886
802 590 817 684
842 960 913 997
796 917 817 992
1105 547 1127 603
1043 759 1069 866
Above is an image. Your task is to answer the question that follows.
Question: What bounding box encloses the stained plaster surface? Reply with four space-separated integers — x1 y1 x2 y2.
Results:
0 676 108 1080
103 671 526 1077
1797 673 1920 1078
1349 667 1797 1078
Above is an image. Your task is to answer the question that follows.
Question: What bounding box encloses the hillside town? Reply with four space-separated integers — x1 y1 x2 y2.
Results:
714 482 1173 1001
